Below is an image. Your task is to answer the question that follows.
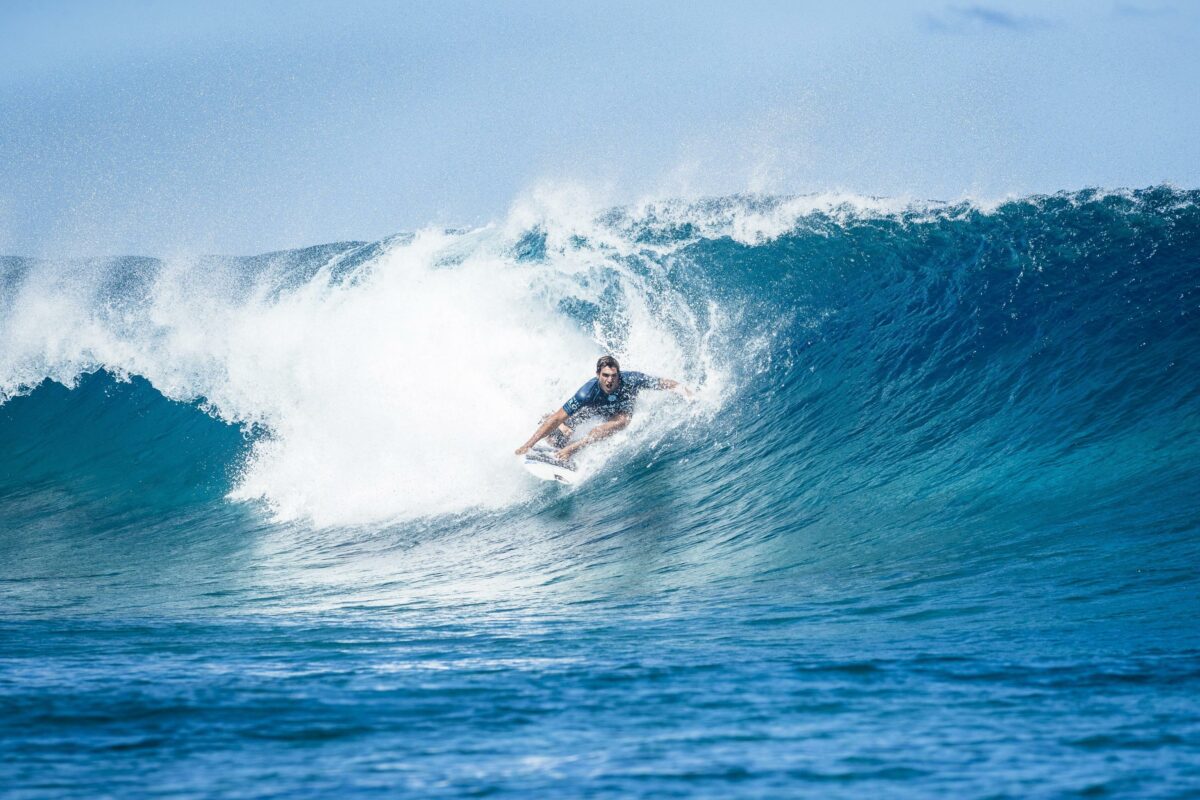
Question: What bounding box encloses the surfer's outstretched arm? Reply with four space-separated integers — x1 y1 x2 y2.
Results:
656 377 693 398
516 408 569 455
556 413 630 460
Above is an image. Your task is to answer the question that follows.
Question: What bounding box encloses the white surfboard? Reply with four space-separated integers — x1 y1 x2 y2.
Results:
521 443 579 485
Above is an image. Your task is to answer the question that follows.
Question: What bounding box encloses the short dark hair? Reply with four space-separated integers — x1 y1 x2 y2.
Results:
596 355 620 373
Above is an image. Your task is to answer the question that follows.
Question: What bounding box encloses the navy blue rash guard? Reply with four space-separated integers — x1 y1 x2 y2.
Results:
563 371 660 419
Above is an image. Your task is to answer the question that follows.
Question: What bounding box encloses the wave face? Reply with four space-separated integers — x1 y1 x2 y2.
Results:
3 187 1199 797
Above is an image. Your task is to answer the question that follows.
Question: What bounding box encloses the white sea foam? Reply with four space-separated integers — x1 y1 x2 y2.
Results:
1 198 741 526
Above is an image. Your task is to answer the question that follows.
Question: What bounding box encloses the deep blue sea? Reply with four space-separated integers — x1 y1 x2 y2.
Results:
2 188 1199 798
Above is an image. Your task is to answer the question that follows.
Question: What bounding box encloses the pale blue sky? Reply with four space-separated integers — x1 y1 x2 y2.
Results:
2 0 1197 257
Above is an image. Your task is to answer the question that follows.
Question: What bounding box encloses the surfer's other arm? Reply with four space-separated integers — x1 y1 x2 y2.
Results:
555 413 630 460
654 377 693 398
516 408 569 455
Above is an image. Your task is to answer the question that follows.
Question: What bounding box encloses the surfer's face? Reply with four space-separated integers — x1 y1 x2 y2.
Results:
597 366 620 393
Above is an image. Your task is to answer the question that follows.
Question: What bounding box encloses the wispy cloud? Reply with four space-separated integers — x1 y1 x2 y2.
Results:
1113 2 1177 18
922 4 1055 34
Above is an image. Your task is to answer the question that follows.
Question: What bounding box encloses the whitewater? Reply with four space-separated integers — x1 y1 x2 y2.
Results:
2 187 1198 797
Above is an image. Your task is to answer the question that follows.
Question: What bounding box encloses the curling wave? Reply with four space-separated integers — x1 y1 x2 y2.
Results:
1 186 1198 599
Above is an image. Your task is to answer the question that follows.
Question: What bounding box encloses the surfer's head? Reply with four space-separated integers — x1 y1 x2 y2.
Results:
596 355 621 393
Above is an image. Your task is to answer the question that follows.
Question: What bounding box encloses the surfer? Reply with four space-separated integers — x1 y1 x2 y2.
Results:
515 355 692 461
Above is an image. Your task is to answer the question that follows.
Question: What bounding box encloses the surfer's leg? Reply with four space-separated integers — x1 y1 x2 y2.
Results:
549 422 574 449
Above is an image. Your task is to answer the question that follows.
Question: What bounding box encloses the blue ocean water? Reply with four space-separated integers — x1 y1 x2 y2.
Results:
2 187 1198 797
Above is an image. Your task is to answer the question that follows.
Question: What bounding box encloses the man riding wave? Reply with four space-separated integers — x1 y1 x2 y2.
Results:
516 355 692 462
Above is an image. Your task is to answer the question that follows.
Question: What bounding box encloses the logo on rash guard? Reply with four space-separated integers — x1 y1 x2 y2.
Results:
608 395 617 402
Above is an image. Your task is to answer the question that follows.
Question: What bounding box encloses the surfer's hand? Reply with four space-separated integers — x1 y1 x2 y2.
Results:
515 445 530 456
554 447 573 462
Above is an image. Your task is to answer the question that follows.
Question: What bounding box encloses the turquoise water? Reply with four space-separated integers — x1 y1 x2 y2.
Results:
2 188 1199 797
